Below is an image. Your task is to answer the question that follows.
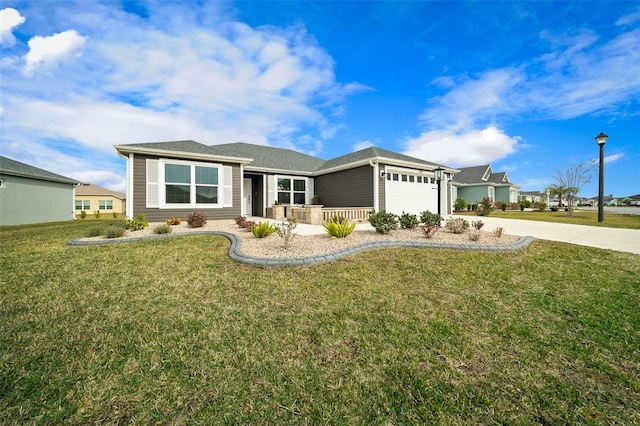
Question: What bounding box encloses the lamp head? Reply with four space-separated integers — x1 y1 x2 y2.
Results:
595 132 608 146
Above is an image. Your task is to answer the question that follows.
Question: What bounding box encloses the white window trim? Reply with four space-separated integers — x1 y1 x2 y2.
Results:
152 158 232 209
273 175 310 205
0 178 5 188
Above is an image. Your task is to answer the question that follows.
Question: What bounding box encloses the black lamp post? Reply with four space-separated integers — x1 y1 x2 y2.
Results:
595 132 608 223
434 167 445 215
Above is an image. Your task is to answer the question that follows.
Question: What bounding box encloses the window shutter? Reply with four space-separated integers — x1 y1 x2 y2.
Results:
147 159 159 207
267 175 275 206
223 166 233 207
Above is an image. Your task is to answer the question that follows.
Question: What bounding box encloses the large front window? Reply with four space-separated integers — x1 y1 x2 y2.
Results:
99 200 113 210
164 162 219 206
277 177 306 204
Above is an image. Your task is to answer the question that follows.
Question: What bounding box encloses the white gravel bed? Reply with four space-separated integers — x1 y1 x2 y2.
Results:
80 219 520 259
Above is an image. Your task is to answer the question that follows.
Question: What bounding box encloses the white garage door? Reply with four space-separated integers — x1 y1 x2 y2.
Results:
385 171 439 216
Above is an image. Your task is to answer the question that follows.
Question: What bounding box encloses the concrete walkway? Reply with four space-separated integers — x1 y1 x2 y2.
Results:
449 215 640 255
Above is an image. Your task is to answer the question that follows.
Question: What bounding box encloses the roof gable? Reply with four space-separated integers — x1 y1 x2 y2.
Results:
317 146 445 172
75 183 125 199
452 165 491 184
0 156 80 185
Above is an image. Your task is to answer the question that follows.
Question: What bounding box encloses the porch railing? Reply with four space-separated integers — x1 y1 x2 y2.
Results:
321 207 372 222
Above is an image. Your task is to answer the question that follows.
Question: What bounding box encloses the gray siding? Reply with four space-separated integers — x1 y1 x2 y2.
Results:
132 153 241 222
0 175 75 225
315 165 374 207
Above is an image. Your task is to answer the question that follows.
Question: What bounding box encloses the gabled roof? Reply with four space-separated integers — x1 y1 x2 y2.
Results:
488 171 509 184
0 156 80 185
316 146 449 173
76 183 125 199
114 141 456 175
208 142 325 174
452 165 491 184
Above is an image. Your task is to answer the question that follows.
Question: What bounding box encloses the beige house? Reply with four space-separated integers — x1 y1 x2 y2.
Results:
75 183 126 215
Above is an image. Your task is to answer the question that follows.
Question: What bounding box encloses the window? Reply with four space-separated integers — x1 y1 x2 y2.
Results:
155 160 228 208
99 200 113 210
417 176 422 183
392 173 399 181
75 200 90 210
0 178 4 188
409 175 415 183
401 174 408 182
277 177 306 204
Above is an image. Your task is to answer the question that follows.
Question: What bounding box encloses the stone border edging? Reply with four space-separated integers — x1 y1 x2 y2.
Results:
67 232 536 267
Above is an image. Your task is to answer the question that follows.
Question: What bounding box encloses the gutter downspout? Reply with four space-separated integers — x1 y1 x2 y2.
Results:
369 160 379 211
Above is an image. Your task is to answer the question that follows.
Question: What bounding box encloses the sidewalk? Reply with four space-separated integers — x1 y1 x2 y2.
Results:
449 215 640 255
253 216 640 255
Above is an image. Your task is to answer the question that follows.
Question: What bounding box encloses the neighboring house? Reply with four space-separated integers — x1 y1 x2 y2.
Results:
518 191 543 204
451 165 519 206
114 140 458 221
0 156 80 226
75 183 126 215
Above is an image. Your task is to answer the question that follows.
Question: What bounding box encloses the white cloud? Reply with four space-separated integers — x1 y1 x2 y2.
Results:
0 8 25 47
353 140 375 152
23 30 87 75
604 153 625 164
616 7 640 26
404 126 520 166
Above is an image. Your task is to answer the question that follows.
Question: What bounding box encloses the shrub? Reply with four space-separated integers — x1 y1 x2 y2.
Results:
368 210 398 234
421 225 439 238
154 224 172 234
166 217 181 225
85 226 104 237
476 197 494 216
187 212 207 228
519 203 526 212
104 225 125 238
311 194 321 205
520 200 532 209
234 216 246 226
454 197 468 212
510 202 521 211
493 227 505 238
240 219 255 230
534 201 546 212
419 210 442 226
252 221 276 238
398 212 419 229
126 214 148 230
324 217 356 238
468 230 481 241
445 217 469 234
112 212 118 218
79 210 87 219
93 210 101 219
471 220 484 230
494 201 505 211
276 218 297 249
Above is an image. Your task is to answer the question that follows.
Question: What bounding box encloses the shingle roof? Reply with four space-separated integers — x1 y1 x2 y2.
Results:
114 141 453 174
75 183 125 199
0 156 80 185
317 146 444 171
208 142 325 173
488 171 509 184
452 165 491 184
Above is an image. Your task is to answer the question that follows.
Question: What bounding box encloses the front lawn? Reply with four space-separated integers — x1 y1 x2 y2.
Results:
1 220 639 424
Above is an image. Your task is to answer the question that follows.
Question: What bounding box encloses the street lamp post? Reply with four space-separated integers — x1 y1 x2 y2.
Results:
434 167 445 215
595 132 608 223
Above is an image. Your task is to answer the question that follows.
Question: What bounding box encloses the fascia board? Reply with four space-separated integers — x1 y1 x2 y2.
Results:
244 166 315 176
315 157 460 176
114 145 253 165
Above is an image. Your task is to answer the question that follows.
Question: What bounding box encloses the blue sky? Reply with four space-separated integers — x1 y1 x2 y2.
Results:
1 1 639 197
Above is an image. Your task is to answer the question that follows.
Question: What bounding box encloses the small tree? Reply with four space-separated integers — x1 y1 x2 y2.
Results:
551 163 594 216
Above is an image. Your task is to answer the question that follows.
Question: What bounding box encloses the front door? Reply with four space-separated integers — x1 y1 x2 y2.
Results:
243 178 252 216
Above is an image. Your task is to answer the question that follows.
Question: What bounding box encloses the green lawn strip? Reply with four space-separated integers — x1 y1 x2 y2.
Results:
457 210 640 229
1 222 639 424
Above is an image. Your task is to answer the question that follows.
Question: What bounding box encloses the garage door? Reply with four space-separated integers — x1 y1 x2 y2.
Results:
385 171 439 216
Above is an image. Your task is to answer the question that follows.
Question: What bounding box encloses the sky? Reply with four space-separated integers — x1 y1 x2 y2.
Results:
1 1 639 198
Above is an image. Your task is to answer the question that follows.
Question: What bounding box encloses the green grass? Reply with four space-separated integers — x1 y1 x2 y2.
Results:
457 209 640 229
1 220 639 424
